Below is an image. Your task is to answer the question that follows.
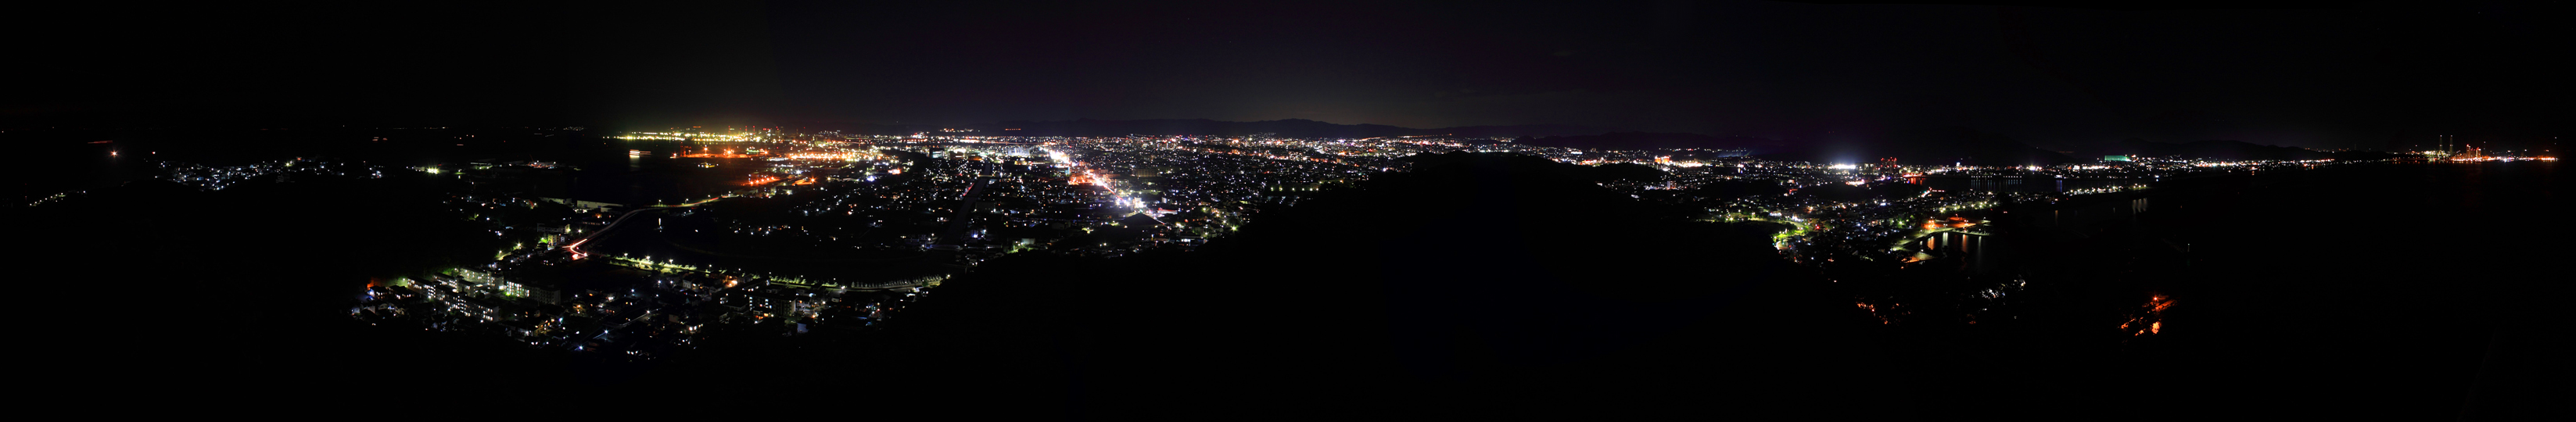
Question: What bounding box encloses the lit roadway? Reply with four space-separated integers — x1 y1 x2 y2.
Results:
565 196 729 259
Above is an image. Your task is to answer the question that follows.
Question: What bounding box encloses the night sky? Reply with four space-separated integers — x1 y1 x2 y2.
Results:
10 1 2563 150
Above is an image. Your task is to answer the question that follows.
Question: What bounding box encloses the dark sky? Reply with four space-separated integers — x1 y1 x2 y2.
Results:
8 1 2563 150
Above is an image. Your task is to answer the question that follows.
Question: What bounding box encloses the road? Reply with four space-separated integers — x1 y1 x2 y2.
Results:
565 197 728 259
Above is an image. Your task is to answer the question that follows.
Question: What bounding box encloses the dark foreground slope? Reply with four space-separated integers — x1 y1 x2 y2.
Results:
14 174 575 409
30 153 2556 420
2039 162 2573 420
656 152 1904 418
15 153 1884 418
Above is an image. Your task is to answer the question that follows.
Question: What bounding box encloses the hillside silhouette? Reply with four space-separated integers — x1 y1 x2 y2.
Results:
650 152 1904 418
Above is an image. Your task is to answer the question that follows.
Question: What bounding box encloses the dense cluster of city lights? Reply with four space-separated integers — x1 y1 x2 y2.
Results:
329 128 2520 359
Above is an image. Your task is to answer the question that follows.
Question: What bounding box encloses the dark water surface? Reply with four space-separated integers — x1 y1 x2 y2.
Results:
1985 161 2567 420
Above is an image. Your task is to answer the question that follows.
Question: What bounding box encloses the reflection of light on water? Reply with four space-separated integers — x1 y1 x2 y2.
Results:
2122 294 2174 336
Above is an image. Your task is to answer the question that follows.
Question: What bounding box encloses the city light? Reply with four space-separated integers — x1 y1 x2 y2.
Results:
174 123 2461 381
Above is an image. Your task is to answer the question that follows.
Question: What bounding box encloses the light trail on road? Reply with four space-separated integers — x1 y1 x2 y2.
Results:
564 196 734 259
